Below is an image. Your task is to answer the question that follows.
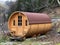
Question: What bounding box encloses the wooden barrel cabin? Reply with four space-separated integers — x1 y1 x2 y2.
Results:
8 11 52 39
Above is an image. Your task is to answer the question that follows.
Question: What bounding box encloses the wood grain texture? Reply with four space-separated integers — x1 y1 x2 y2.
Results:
8 11 52 38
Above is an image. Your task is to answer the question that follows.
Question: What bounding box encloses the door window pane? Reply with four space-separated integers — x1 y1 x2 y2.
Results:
18 22 22 26
18 20 22 22
18 16 22 19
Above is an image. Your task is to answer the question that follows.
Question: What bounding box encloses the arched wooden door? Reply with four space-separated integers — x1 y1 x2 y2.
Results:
17 13 28 37
17 14 24 37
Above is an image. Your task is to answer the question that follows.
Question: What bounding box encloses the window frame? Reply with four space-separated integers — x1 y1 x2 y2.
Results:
18 16 22 26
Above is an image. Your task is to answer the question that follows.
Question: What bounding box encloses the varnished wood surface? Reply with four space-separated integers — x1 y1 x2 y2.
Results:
8 12 52 38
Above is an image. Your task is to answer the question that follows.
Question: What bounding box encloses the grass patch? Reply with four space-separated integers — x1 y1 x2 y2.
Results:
0 34 9 43
56 43 60 45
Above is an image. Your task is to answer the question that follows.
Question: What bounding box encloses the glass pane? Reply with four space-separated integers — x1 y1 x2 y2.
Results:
18 20 22 22
13 20 15 26
26 20 27 26
18 16 22 19
18 23 22 26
